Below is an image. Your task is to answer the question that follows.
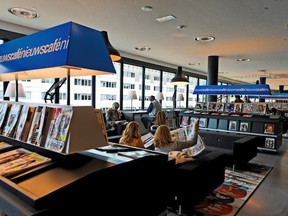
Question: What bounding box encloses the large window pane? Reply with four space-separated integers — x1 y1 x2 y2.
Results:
162 71 175 108
189 77 198 108
144 68 160 109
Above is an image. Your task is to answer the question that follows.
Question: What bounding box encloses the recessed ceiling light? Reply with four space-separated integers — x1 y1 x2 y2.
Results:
237 58 251 62
188 62 200 66
156 15 176 23
258 69 268 72
135 46 151 51
141 6 153 12
8 7 40 18
194 36 215 42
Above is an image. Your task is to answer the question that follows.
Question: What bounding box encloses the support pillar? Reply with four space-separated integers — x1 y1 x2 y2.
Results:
259 77 266 102
207 56 218 102
279 85 284 93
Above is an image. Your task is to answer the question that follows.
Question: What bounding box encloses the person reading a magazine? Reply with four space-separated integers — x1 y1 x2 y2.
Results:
153 120 199 153
119 121 145 148
233 95 244 103
106 102 127 134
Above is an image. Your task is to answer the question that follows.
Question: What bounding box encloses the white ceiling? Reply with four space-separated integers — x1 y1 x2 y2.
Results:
1 0 288 90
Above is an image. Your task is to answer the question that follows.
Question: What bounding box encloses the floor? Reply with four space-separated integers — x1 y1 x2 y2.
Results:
167 137 288 216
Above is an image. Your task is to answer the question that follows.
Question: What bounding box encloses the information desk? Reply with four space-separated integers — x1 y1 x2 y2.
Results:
0 145 169 216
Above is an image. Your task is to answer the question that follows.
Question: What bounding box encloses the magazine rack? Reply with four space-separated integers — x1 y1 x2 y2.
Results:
0 101 108 156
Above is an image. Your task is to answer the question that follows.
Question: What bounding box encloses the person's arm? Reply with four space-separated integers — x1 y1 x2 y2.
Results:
147 103 153 113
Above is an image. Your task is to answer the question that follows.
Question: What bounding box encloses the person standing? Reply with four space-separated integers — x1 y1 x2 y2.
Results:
141 95 162 129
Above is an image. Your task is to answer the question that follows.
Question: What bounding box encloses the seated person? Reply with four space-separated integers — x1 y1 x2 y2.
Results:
106 102 127 134
141 95 162 129
119 121 145 148
153 121 198 153
150 110 167 133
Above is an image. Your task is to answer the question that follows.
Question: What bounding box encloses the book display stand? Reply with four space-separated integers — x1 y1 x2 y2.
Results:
179 103 284 152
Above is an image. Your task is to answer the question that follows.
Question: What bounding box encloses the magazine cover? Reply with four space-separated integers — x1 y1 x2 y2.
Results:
14 105 30 140
208 102 217 111
264 123 275 134
45 107 73 153
234 103 243 113
0 149 51 176
0 103 8 129
239 122 250 132
170 128 186 141
180 116 189 126
0 142 12 151
253 103 267 115
225 103 234 113
216 102 225 112
141 132 154 148
265 138 275 149
229 120 238 131
2 103 22 137
199 118 207 128
242 103 253 113
27 106 47 146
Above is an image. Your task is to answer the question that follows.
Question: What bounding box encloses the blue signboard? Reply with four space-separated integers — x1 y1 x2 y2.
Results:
250 93 288 99
193 84 271 95
0 21 115 78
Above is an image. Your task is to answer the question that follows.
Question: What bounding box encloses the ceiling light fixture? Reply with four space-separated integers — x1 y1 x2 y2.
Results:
237 58 251 62
135 46 151 51
8 7 39 18
141 6 153 12
101 31 121 62
171 66 189 86
156 15 176 23
194 36 215 42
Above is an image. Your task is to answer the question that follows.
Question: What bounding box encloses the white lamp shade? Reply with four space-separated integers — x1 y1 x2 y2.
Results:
176 93 184 101
127 90 137 100
4 83 26 97
156 92 164 100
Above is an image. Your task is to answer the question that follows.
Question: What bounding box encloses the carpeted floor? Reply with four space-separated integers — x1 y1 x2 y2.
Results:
192 163 273 216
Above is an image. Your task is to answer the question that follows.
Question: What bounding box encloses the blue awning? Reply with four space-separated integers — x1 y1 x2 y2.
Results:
193 84 271 95
0 21 115 81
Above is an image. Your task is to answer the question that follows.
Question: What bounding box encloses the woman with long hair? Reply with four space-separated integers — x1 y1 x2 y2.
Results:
119 121 144 148
153 121 198 153
150 111 167 133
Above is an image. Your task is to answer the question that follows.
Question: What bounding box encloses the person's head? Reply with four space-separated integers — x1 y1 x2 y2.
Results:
235 95 241 99
155 111 166 126
121 121 141 143
112 102 120 110
149 95 155 101
153 125 173 147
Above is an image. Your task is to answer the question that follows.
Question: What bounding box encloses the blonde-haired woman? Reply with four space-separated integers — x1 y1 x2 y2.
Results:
119 121 145 148
153 121 198 153
150 111 167 133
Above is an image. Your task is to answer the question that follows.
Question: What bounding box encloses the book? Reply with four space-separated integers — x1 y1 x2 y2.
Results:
2 103 22 137
0 148 51 177
141 132 154 148
44 107 73 153
27 106 47 146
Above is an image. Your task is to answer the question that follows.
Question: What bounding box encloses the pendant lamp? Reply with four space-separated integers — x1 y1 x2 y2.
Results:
171 66 189 86
101 31 121 62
